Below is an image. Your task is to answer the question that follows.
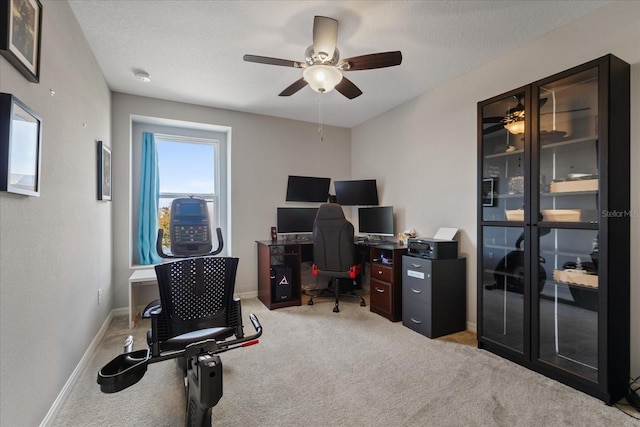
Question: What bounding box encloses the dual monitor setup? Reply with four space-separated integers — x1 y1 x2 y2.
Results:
277 175 394 239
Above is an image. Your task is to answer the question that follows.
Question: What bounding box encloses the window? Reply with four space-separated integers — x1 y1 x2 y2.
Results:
130 118 230 265
155 134 220 250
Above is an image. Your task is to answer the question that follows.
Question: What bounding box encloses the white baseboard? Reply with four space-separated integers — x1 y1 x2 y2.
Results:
466 321 477 333
39 308 121 427
236 290 258 300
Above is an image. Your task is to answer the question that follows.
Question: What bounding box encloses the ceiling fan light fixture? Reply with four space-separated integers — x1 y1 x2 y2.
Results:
504 118 525 134
303 65 342 93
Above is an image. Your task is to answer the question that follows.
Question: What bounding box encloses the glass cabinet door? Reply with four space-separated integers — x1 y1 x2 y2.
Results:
537 227 599 381
534 66 600 382
481 225 526 354
480 89 529 223
536 67 599 224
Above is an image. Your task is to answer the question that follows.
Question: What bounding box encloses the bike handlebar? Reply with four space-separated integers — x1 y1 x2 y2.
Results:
148 313 262 365
156 227 224 259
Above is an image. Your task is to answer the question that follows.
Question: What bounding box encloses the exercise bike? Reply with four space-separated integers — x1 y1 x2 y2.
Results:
98 197 261 426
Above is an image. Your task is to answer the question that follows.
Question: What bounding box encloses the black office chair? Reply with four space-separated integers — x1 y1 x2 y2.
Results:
98 256 262 427
309 203 365 313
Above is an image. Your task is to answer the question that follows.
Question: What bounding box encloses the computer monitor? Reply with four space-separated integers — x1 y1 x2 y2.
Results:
285 175 330 202
358 206 394 237
334 179 379 206
276 207 318 235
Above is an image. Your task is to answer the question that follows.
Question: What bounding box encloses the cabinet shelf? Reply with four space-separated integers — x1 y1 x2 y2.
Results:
494 193 524 199
491 189 599 199
485 136 597 160
484 148 524 159
540 135 597 150
539 248 595 258
542 190 598 197
484 244 521 251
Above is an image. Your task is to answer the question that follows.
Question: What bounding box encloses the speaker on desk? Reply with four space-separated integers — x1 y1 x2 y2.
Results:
271 265 292 301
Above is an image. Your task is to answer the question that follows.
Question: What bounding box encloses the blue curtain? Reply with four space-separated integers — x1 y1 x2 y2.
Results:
138 132 162 265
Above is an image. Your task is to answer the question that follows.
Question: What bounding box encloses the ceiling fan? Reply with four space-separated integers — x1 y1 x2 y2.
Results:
243 16 402 99
483 97 547 135
483 96 591 136
483 101 527 135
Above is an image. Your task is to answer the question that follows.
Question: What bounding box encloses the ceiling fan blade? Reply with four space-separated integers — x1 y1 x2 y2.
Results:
484 116 505 123
243 54 304 68
334 77 363 99
483 124 505 135
540 107 590 115
339 51 402 71
279 78 309 96
313 16 338 62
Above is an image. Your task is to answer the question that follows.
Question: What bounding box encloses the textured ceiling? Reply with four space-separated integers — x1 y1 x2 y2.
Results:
68 0 610 128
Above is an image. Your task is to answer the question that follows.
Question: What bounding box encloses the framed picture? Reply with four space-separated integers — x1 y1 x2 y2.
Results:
482 177 497 207
0 0 42 83
0 93 42 196
97 141 111 201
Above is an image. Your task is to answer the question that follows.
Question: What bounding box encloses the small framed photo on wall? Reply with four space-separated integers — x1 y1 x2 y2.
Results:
97 141 111 201
0 93 42 197
0 0 43 83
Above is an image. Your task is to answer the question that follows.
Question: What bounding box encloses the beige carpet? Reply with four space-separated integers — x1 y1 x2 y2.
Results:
52 297 638 426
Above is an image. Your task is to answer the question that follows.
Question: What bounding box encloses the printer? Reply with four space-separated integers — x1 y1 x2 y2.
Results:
407 238 458 260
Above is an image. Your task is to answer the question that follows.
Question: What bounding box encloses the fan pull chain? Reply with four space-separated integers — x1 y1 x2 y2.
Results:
318 92 324 142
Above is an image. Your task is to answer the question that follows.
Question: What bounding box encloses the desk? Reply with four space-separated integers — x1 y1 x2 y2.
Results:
256 240 407 319
128 269 158 329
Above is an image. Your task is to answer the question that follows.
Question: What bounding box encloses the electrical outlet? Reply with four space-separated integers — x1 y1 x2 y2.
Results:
488 252 494 260
98 288 102 306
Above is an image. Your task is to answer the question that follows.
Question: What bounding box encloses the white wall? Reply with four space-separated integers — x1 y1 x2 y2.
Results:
351 1 640 377
0 2 112 426
111 93 351 308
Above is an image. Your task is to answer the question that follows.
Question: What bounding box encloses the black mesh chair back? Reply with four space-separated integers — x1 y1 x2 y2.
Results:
149 256 241 355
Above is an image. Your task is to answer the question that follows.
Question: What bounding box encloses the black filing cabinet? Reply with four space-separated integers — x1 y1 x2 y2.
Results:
402 256 466 338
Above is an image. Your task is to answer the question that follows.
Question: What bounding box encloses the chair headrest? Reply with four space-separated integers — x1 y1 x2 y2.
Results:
315 204 345 221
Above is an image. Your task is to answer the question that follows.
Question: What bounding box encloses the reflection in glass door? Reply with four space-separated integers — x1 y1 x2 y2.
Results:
535 67 600 382
537 228 599 381
481 226 526 354
481 90 528 223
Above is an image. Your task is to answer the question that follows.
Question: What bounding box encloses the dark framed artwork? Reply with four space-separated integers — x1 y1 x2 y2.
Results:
482 177 497 207
0 0 43 83
97 141 111 201
0 93 42 196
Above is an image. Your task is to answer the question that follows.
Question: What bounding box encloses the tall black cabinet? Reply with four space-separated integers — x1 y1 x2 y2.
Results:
477 54 629 404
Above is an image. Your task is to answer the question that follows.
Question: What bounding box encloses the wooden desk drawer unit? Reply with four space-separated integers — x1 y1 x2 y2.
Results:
402 256 466 338
368 245 407 321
